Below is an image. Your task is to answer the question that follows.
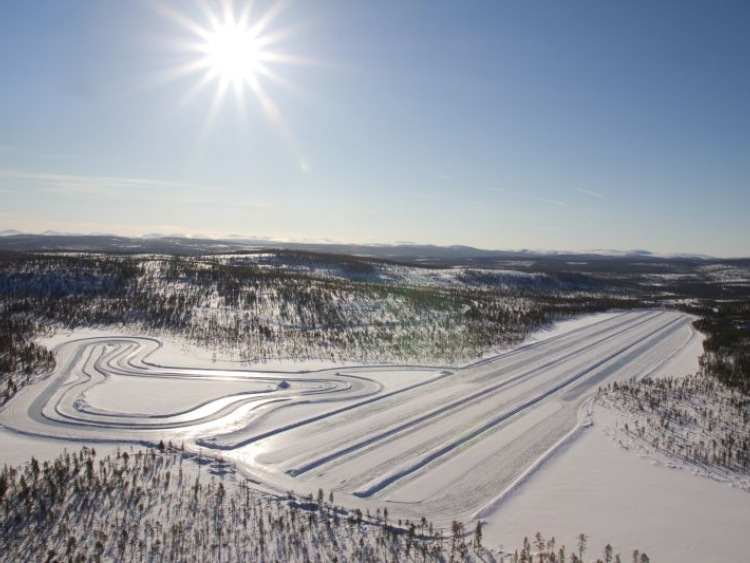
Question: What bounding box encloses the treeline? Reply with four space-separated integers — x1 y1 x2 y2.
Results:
0 253 633 373
693 301 750 394
0 445 649 562
599 374 750 479
0 316 55 404
500 531 650 563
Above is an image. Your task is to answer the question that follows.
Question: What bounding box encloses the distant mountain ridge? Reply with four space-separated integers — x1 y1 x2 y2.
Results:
0 232 734 264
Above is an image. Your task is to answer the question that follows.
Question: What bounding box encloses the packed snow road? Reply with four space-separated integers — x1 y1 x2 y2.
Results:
0 310 698 523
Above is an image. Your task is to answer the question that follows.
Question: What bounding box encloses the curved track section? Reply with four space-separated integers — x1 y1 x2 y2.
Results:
0 336 391 441
0 310 699 523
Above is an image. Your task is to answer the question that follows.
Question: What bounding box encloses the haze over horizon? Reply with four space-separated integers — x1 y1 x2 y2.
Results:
0 227 733 261
1 1 749 258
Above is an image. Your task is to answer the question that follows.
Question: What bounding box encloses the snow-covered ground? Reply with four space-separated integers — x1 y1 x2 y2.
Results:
484 407 750 562
1 309 745 561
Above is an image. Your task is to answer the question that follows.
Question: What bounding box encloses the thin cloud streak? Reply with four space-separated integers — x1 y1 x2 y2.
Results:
0 168 192 190
537 197 570 207
0 168 274 209
576 187 605 200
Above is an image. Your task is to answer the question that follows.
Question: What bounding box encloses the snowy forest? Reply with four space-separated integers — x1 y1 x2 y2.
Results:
0 444 650 562
0 250 636 402
1 242 749 562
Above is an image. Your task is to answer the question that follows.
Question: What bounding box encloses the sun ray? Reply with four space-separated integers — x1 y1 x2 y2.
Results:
248 0 285 39
195 0 223 32
235 0 255 29
152 1 208 40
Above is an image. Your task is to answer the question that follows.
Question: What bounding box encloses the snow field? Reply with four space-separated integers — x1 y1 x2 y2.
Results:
482 408 750 562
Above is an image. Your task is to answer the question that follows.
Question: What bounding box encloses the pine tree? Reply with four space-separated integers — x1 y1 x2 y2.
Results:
577 533 588 561
474 520 483 549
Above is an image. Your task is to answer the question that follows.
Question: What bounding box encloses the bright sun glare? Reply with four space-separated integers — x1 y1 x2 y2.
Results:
156 0 310 170
157 0 297 122
201 21 263 87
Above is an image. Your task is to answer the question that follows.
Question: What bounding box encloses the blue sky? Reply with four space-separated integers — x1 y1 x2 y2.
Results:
1 1 748 256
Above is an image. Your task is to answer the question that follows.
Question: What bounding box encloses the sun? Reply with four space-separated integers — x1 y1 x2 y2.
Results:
156 0 297 121
197 13 276 95
201 21 263 86
153 0 310 169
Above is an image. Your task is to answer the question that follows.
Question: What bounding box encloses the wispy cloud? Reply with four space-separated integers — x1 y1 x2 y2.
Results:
0 168 191 191
41 152 101 160
0 168 274 208
576 187 605 200
433 172 450 180
537 197 570 207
